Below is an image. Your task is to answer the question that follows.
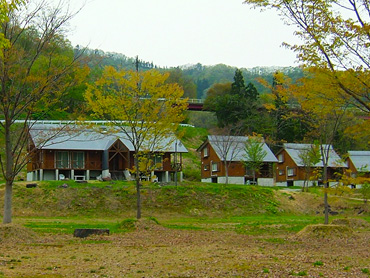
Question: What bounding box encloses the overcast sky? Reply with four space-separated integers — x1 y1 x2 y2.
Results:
66 0 300 68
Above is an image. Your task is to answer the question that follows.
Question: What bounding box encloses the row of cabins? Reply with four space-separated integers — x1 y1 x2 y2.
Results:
197 136 370 187
27 124 370 187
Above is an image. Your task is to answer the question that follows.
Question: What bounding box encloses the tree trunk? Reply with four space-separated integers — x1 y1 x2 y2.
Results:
253 170 256 185
3 121 14 224
323 164 329 224
135 156 141 219
224 161 228 185
3 181 13 224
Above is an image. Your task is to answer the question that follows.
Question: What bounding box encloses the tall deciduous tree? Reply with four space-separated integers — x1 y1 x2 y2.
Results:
85 66 188 219
0 0 86 224
243 0 370 114
292 68 350 224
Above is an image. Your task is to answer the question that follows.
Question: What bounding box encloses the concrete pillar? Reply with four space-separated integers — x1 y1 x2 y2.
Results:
86 170 90 180
71 169 75 180
40 169 43 181
165 171 169 182
27 172 33 182
55 169 59 181
180 171 183 182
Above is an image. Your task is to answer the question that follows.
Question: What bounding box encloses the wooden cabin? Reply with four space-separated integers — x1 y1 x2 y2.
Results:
346 151 370 186
275 143 346 187
27 124 187 182
197 135 278 185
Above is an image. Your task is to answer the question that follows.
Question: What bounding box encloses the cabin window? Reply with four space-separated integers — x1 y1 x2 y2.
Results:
56 151 69 169
287 167 296 177
72 152 85 169
211 162 219 172
203 147 209 157
279 169 285 176
278 154 284 163
204 164 209 171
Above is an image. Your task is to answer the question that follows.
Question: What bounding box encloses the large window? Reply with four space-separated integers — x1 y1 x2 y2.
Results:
153 155 163 170
56 151 69 169
72 152 85 169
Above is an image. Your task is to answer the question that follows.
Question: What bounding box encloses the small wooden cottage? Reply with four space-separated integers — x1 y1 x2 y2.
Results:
27 124 187 182
346 151 370 182
197 135 278 185
275 143 346 187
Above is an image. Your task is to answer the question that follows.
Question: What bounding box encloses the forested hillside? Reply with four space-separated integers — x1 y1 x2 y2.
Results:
75 47 303 99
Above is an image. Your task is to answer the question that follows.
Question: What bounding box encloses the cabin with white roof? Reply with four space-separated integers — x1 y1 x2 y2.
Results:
27 124 187 182
275 143 347 187
346 151 370 185
197 135 278 185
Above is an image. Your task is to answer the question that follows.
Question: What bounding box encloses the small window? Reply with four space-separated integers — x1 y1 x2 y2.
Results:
204 164 210 171
279 169 285 176
278 154 284 163
203 147 209 157
287 167 296 177
212 162 219 172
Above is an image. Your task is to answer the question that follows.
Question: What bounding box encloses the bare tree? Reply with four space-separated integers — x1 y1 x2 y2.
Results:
208 126 244 185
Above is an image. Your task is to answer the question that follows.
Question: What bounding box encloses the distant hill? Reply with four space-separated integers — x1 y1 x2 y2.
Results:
78 47 303 99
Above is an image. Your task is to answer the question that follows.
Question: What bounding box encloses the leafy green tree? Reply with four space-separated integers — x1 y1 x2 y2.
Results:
298 143 321 192
360 182 370 205
85 67 188 219
165 67 197 99
242 135 267 185
0 0 86 224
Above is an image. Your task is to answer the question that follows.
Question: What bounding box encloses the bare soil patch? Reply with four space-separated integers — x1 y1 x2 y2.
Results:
0 225 369 277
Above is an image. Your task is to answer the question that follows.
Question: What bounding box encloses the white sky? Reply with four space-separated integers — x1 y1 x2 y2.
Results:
66 0 300 68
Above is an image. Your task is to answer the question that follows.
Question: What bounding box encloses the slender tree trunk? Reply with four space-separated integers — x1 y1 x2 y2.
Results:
323 164 329 224
253 170 256 185
224 161 228 185
3 121 14 224
135 156 141 219
3 181 13 224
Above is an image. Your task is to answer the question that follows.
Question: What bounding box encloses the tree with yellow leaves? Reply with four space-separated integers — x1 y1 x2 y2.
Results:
85 66 188 219
243 0 370 114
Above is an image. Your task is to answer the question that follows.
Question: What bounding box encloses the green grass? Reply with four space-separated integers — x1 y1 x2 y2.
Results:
23 218 122 234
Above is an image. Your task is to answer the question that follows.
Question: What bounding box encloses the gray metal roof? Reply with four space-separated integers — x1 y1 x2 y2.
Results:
348 151 370 172
208 135 278 162
29 124 188 153
284 143 346 168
